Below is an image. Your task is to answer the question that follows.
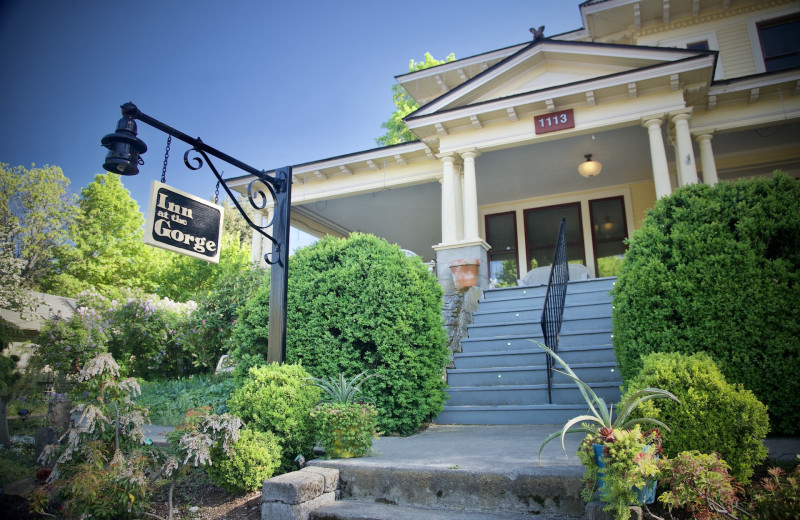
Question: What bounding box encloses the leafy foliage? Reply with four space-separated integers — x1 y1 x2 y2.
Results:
657 451 741 519
184 265 268 372
746 461 800 519
46 173 158 298
577 426 662 520
375 52 455 146
136 374 236 426
611 172 800 434
227 363 320 473
0 162 77 287
312 403 378 458
284 232 448 435
621 352 769 482
206 428 281 493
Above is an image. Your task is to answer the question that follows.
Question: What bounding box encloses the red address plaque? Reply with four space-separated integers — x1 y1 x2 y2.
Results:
534 108 575 135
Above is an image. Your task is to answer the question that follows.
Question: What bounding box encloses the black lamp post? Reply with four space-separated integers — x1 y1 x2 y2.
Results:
101 102 292 364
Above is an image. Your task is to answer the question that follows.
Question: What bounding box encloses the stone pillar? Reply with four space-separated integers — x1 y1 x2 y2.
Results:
461 149 480 242
643 117 672 199
440 154 459 245
671 112 698 187
695 133 719 186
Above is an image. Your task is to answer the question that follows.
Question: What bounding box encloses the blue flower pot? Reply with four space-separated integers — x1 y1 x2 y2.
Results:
593 444 657 505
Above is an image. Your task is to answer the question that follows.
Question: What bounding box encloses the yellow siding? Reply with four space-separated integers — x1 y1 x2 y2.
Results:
716 24 758 79
629 181 657 231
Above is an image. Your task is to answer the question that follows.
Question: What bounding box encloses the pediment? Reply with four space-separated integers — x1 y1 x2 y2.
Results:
412 40 712 117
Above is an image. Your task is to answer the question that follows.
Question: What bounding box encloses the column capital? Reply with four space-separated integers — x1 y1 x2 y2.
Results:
459 148 481 160
695 132 715 142
669 108 693 123
437 152 458 163
642 116 664 128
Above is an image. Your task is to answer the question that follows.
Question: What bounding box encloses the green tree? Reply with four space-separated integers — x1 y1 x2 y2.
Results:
376 52 455 146
0 163 77 287
45 173 157 298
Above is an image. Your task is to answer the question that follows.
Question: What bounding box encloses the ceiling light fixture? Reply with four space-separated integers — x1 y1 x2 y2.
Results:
578 154 602 178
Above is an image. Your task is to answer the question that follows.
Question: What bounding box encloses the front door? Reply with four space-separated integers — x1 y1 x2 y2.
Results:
523 203 585 270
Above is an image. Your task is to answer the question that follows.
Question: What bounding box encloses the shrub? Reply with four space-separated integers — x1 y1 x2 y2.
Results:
206 428 282 493
288 233 448 435
312 403 378 458
227 363 320 473
612 172 800 434
622 352 769 482
657 451 741 518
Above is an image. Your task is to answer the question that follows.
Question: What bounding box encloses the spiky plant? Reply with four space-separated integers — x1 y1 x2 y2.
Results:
536 342 680 461
306 371 381 405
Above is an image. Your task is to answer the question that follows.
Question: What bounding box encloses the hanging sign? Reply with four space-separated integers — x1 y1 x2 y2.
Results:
534 108 575 135
144 180 224 263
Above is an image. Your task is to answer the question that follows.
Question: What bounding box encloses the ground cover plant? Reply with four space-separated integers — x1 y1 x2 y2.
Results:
136 374 235 425
612 172 800 434
232 232 449 435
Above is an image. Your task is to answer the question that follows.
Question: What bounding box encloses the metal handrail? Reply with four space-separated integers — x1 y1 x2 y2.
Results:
540 217 570 404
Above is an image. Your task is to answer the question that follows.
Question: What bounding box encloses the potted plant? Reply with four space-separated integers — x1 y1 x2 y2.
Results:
535 343 679 520
307 371 380 458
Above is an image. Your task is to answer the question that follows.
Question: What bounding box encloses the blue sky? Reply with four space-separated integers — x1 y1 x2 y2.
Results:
0 0 585 249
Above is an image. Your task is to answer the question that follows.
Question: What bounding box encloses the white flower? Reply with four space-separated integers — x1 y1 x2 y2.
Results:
79 353 120 381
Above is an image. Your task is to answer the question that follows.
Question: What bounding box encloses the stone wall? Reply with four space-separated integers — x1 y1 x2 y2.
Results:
441 286 481 370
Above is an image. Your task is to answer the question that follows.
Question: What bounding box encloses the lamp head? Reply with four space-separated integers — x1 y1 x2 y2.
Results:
101 115 147 175
578 154 602 178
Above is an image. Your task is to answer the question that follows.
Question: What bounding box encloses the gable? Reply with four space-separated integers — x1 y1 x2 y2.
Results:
412 40 712 116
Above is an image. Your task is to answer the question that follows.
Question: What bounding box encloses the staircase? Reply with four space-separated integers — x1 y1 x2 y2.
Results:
436 277 621 425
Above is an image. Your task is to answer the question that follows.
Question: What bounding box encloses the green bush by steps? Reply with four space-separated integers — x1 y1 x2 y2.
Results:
231 232 449 436
206 428 282 493
227 364 320 473
612 172 800 434
622 352 769 482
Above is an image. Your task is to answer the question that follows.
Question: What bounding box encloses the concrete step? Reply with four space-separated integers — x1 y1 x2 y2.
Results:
435 403 594 425
446 362 619 387
472 301 614 325
309 464 584 518
311 501 581 520
460 330 613 353
481 277 615 302
466 315 611 338
454 344 617 368
445 381 621 406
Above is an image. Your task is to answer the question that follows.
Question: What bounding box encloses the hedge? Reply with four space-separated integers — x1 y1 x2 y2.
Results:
612 172 800 434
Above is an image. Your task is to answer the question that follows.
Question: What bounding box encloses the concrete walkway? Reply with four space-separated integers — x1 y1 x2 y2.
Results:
143 423 800 464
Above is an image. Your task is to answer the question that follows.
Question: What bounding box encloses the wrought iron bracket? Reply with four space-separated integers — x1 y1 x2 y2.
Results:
110 102 292 363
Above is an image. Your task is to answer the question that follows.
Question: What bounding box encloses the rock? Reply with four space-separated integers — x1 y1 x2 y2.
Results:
35 427 58 464
47 397 72 432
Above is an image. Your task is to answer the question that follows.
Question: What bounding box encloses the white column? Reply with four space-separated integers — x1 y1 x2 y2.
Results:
454 165 464 241
250 211 269 266
440 154 458 244
695 133 719 186
461 149 480 242
643 117 673 199
672 112 698 187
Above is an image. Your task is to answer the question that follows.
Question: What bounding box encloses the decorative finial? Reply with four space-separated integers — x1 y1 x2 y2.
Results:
530 26 545 42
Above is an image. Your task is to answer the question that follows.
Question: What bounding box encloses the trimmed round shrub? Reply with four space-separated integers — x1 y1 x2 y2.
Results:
227 364 320 473
312 403 378 458
206 428 282 493
286 233 448 435
612 172 800 434
622 352 769 482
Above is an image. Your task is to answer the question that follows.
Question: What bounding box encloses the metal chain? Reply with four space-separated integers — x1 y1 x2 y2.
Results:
214 180 220 204
161 135 172 183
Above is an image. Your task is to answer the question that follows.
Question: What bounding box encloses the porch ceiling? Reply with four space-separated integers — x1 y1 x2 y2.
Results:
291 119 800 262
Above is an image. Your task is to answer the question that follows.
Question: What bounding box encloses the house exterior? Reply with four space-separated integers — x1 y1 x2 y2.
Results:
230 0 800 292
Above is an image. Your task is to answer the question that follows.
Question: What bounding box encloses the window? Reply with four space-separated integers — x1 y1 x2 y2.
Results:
758 14 800 72
589 197 628 278
485 212 519 287
686 40 709 51
523 203 585 270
